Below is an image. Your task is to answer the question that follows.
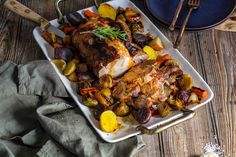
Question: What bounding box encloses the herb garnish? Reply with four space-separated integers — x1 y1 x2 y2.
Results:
92 26 127 41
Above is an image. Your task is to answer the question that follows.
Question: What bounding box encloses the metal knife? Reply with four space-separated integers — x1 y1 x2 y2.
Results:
4 0 65 38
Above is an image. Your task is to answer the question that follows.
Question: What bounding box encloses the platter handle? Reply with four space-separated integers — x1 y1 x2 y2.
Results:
136 108 195 134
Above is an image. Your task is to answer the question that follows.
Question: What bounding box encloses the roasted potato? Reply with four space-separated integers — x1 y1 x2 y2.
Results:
178 74 193 90
99 74 113 88
98 4 117 20
124 7 141 23
157 103 172 117
117 14 126 22
131 22 144 33
164 59 180 67
100 110 118 132
84 97 99 107
149 37 164 51
117 6 125 14
63 60 77 76
67 72 78 82
114 102 130 117
188 92 199 104
95 91 110 106
101 88 111 99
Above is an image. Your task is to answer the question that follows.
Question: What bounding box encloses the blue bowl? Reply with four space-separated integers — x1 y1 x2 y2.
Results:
145 0 236 31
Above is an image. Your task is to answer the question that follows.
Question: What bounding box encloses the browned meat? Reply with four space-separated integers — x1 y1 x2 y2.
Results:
113 60 182 109
72 17 147 78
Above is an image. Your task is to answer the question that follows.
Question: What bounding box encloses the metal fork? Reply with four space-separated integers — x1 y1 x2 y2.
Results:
174 0 200 48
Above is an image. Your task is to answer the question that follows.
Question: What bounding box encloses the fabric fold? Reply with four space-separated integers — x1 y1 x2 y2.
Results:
0 61 145 157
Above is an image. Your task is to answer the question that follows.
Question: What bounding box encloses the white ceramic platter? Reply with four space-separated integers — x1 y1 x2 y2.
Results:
33 0 214 143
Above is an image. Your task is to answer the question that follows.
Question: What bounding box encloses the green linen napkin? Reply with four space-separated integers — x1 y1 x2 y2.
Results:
0 60 145 157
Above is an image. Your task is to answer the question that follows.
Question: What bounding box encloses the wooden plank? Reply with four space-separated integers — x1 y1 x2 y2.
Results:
0 0 235 157
196 30 236 157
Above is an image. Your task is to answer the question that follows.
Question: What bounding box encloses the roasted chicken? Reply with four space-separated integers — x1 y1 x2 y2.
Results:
113 60 183 110
72 17 147 78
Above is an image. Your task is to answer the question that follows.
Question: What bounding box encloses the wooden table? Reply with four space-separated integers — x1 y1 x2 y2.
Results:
0 0 235 156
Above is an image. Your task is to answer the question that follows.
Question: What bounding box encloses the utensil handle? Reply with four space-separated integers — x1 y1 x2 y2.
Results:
174 8 193 48
4 0 49 29
169 0 185 31
55 0 64 24
136 109 195 134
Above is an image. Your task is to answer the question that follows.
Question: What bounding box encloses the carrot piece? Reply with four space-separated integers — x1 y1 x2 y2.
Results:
83 10 99 18
63 27 76 34
156 54 171 67
191 87 208 99
80 87 98 96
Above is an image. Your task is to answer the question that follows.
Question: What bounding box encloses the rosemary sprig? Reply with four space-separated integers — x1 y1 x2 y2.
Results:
92 26 127 41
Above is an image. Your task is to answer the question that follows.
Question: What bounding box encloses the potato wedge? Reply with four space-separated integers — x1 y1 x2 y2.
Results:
51 59 66 72
149 37 164 51
63 60 76 76
100 110 118 132
98 4 117 20
143 45 157 60
114 102 130 117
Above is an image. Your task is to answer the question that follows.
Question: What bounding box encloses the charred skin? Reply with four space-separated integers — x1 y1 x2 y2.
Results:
72 17 147 78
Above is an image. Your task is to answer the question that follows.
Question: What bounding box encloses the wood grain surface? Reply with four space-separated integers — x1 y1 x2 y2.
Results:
0 0 235 156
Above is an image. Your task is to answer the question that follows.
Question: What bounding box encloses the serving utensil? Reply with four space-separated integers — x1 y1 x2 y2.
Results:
174 0 200 48
169 0 185 31
4 0 65 38
137 108 195 134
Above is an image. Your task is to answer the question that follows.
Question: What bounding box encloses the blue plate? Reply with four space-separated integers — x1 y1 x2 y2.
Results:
145 0 236 31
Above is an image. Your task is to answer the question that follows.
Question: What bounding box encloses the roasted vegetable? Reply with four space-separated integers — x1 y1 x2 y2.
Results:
84 97 99 107
178 74 193 90
67 72 78 82
63 26 76 34
63 60 77 76
124 7 141 23
99 74 113 88
77 63 88 73
149 37 164 51
164 59 180 67
131 22 144 33
132 33 153 47
114 102 130 117
157 103 172 117
95 91 110 106
143 45 157 60
101 88 111 99
63 35 72 45
80 87 98 96
176 90 190 104
100 110 118 132
191 87 208 99
42 31 56 45
93 105 108 120
66 12 83 26
51 59 66 72
117 6 125 14
98 4 117 20
188 92 199 104
174 99 183 110
83 10 99 18
156 54 171 68
132 107 151 124
116 14 126 22
54 47 73 61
